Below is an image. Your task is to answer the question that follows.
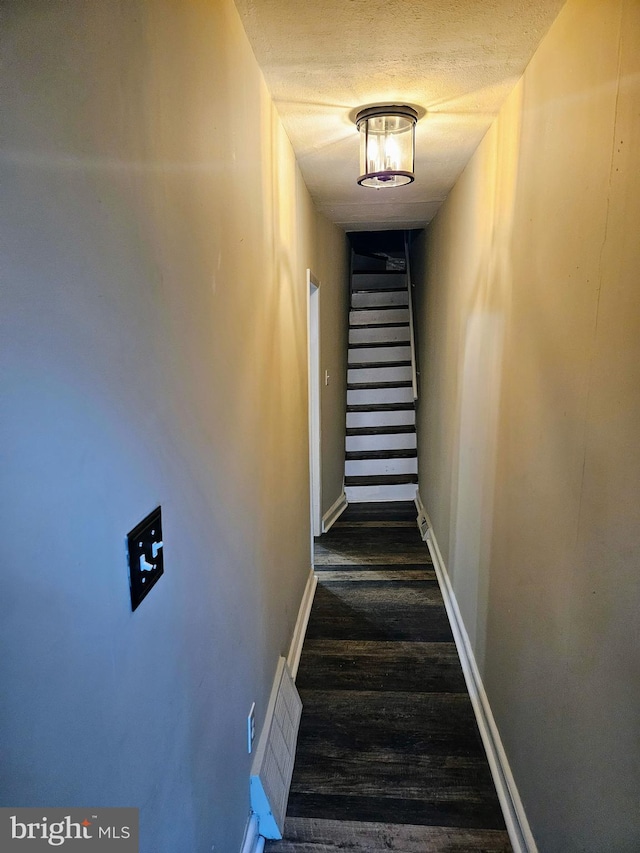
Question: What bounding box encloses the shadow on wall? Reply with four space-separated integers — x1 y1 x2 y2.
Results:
448 84 523 672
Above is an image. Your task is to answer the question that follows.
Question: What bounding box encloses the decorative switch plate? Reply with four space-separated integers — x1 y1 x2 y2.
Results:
127 506 164 611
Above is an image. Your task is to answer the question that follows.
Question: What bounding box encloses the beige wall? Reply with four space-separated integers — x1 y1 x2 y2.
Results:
0 1 346 851
413 0 640 849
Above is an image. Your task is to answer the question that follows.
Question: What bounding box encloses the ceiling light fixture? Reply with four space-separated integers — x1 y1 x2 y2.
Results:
355 105 418 188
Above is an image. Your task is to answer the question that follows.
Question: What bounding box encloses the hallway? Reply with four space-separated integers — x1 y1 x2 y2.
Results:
3 2 639 850
267 502 511 852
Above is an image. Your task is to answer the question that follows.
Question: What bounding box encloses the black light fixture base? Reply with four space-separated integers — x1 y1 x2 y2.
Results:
355 105 419 128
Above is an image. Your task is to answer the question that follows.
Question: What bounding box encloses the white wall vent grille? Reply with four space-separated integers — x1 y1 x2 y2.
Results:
250 657 302 839
418 513 429 540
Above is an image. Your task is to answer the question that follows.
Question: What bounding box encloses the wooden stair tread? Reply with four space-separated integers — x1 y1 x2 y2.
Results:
349 341 410 350
346 425 416 436
347 402 415 413
349 322 410 330
346 449 417 460
347 381 413 390
352 270 406 276
351 286 406 294
350 303 409 311
349 360 412 369
345 473 419 486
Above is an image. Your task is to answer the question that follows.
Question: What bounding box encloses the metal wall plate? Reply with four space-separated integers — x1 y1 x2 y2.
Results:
127 507 163 611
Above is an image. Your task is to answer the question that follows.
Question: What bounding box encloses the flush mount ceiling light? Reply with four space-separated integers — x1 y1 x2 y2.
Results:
355 105 419 188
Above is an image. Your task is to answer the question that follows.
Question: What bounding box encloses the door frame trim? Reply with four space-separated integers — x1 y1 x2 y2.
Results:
307 270 321 542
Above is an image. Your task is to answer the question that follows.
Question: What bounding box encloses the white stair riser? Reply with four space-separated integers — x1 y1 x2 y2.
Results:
345 483 418 503
347 409 416 428
349 345 411 364
352 290 408 309
346 433 416 452
347 386 413 405
350 308 409 326
345 457 418 477
348 365 412 384
349 326 409 345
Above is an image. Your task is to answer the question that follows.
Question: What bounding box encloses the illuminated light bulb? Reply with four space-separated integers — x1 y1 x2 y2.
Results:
384 134 400 171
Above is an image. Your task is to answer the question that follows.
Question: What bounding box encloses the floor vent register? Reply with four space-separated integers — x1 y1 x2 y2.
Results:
250 657 302 839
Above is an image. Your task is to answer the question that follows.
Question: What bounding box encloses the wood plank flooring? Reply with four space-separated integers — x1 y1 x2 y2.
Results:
266 502 512 853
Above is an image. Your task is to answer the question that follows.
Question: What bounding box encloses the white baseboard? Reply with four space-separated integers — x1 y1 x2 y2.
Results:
240 814 264 853
286 566 317 681
415 491 537 853
321 490 348 533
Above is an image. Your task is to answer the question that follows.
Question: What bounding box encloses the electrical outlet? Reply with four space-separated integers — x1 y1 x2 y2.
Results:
127 506 164 611
247 702 256 754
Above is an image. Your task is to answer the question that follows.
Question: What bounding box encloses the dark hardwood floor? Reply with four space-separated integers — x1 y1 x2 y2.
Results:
266 502 512 853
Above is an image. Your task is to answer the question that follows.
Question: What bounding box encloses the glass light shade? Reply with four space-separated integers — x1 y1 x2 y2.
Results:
356 106 418 188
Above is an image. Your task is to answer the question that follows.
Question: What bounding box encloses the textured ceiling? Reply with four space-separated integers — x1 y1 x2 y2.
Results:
234 0 566 231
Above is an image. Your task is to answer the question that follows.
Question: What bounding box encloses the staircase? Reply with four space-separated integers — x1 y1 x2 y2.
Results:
344 238 418 503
